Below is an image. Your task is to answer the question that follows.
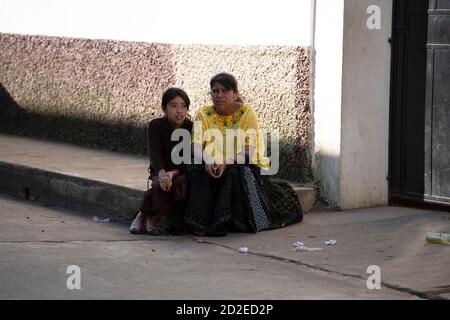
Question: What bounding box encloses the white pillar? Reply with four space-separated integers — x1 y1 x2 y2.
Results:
313 0 392 209
313 0 345 208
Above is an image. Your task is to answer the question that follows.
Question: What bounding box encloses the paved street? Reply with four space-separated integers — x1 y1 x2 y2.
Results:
1 192 439 300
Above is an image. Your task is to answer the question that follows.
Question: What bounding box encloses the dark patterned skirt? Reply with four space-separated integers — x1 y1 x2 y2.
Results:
184 165 303 236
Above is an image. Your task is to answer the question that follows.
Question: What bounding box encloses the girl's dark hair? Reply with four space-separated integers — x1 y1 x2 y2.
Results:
161 87 190 111
210 73 244 103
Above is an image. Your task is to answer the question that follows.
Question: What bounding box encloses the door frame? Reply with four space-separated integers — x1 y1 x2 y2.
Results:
388 0 450 209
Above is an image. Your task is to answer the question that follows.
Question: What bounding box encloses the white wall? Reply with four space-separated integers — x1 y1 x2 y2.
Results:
340 0 392 209
0 0 312 46
312 0 345 208
313 0 391 209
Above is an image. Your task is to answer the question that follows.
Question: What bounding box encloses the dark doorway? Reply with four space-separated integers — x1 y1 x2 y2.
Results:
389 0 450 207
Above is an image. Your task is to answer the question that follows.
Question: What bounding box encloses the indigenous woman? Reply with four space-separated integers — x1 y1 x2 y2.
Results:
185 73 303 236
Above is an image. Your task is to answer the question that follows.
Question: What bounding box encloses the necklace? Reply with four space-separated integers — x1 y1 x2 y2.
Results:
212 103 242 129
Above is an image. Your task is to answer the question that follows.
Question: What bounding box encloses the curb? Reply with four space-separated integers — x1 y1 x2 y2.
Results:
0 160 317 224
0 160 142 223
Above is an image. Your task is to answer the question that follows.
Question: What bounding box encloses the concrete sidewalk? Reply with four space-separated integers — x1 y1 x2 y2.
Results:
0 193 426 299
0 134 449 299
1 191 449 299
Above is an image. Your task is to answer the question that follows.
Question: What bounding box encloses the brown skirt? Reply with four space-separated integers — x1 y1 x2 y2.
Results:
139 174 187 219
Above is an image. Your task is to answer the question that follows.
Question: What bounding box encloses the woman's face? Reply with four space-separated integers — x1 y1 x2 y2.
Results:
211 82 238 112
164 96 188 128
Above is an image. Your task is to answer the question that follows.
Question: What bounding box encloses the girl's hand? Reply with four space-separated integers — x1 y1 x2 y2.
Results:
158 171 173 192
161 177 173 191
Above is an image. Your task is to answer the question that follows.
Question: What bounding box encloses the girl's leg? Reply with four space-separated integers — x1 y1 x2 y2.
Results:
142 175 188 235
145 214 161 229
138 179 162 234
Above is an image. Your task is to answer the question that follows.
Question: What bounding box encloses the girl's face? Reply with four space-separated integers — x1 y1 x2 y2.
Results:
211 82 238 112
164 96 188 128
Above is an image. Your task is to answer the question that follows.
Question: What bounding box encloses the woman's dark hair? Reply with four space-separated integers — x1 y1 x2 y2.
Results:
210 73 244 103
161 87 190 111
210 73 238 91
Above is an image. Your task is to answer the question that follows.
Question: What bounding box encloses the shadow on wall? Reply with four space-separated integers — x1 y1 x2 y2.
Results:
19 112 146 154
0 83 22 119
313 151 341 210
0 86 146 154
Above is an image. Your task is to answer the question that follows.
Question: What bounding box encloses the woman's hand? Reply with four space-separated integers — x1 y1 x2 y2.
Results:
213 163 227 178
204 164 216 179
205 163 226 179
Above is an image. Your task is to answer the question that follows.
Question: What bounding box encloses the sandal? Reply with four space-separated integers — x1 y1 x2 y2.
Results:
129 212 145 234
130 225 145 234
144 225 163 235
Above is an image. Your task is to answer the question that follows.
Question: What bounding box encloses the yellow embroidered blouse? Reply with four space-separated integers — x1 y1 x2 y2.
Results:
192 104 270 169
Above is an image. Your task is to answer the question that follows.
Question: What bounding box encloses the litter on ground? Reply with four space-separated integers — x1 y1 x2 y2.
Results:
293 246 323 252
93 216 111 223
239 247 249 253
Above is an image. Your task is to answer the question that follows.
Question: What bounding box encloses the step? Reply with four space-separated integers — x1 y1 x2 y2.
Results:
292 186 317 214
0 135 317 223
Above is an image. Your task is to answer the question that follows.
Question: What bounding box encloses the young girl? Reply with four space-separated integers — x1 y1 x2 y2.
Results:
130 88 193 235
